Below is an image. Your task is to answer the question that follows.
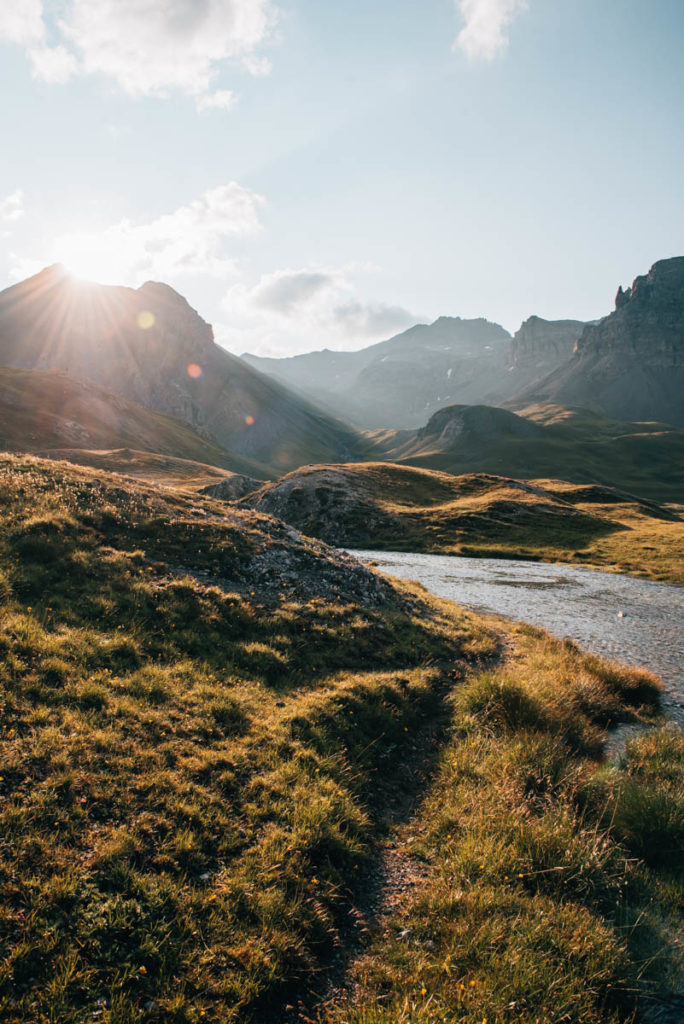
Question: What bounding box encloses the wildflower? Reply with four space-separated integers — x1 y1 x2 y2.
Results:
139 966 147 974
421 986 427 996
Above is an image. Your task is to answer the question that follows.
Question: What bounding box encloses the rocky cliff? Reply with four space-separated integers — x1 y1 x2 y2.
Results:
510 316 586 370
516 258 684 426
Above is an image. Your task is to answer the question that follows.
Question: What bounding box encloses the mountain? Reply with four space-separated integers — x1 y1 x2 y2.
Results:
243 315 592 430
0 364 269 478
506 316 587 393
516 257 684 426
372 403 684 502
244 316 513 428
0 266 361 472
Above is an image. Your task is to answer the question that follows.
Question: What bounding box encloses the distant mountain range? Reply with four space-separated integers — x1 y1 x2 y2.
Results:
0 257 682 501
243 314 589 429
244 257 684 431
0 265 361 474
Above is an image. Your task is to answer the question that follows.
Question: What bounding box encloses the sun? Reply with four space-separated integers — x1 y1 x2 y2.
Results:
55 231 129 286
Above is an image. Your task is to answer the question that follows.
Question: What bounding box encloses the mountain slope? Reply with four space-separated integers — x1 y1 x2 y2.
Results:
372 403 684 502
0 365 269 477
0 266 361 472
244 315 591 430
516 257 684 425
244 316 514 428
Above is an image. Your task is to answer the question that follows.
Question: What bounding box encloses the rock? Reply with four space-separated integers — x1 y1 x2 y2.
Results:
517 257 684 426
509 316 587 373
200 475 262 501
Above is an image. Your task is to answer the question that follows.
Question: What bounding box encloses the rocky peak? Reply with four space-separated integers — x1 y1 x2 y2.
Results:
135 281 215 354
575 256 684 365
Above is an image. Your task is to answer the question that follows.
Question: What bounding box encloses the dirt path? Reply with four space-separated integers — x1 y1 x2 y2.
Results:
265 655 492 1024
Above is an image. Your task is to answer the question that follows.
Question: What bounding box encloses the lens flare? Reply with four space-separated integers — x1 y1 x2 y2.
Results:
137 310 155 329
187 364 202 379
245 415 255 426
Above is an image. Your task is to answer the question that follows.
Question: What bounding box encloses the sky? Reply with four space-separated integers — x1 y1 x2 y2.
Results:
1 0 683 357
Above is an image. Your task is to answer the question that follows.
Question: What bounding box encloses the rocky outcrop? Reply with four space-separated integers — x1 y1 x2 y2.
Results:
200 474 262 501
241 466 399 547
516 258 684 426
575 258 684 365
510 316 586 370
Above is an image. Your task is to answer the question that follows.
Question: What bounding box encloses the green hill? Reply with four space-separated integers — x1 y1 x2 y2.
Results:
373 403 684 503
240 461 684 582
0 454 681 1022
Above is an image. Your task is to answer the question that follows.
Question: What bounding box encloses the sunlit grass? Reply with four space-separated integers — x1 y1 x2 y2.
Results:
322 628 681 1024
0 454 680 1023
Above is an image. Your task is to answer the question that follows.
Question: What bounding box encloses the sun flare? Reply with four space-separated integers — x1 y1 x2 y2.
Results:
55 231 129 286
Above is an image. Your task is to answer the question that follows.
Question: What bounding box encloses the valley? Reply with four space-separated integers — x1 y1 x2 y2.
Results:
4 10 683 1022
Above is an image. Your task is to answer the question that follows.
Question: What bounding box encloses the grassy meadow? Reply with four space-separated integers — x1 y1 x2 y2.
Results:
244 462 684 584
0 454 681 1022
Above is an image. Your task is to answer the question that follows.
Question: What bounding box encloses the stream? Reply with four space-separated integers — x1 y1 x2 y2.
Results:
349 550 684 728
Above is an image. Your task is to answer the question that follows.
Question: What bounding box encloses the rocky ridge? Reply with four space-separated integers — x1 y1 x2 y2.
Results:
517 258 684 425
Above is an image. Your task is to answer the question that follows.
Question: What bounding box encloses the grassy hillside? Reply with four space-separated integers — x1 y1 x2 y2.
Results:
0 455 681 1022
374 403 684 503
242 462 684 583
0 366 270 481
37 449 259 492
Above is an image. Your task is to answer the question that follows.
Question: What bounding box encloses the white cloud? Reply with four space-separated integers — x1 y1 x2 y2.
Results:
250 268 336 313
0 189 25 224
0 5 43 46
0 0 277 106
11 182 264 286
221 265 417 355
29 44 78 83
196 89 236 114
454 0 528 61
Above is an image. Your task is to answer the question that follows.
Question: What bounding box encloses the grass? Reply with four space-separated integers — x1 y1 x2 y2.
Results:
0 453 495 1022
379 403 684 504
0 454 681 1022
321 628 682 1024
244 462 684 584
